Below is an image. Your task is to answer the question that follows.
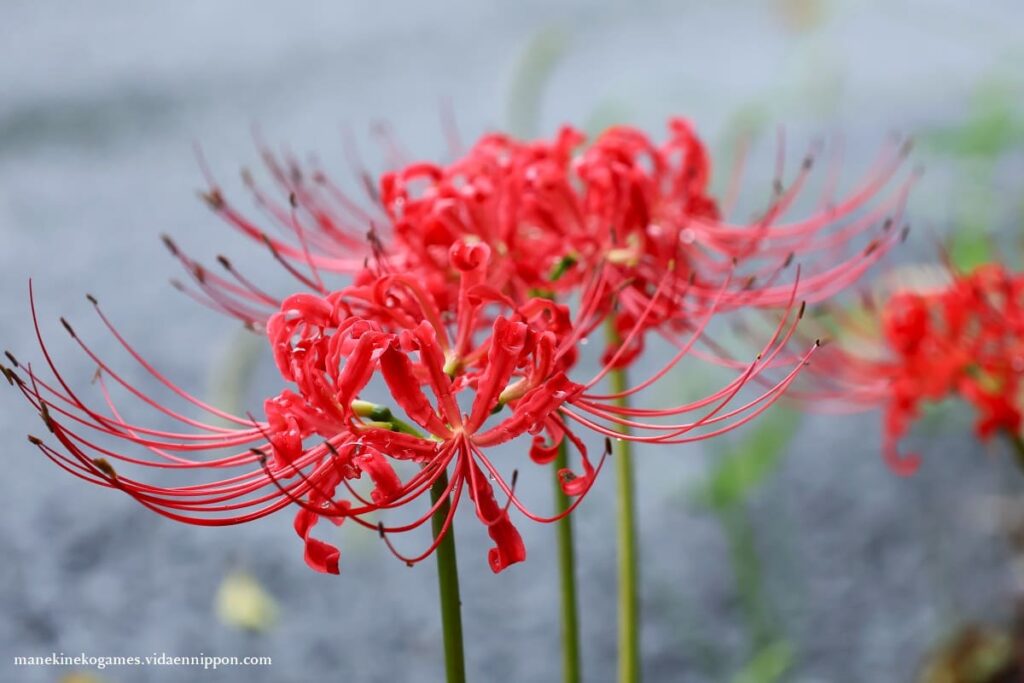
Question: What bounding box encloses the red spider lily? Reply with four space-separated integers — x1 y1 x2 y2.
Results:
801 262 1024 475
166 120 914 353
5 231 817 574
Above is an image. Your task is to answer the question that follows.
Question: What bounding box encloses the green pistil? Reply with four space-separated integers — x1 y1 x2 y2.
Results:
351 400 425 438
549 253 579 282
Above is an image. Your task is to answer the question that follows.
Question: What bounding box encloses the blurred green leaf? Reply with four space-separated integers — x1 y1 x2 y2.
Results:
947 230 993 273
925 83 1024 159
731 640 794 683
505 26 569 138
692 409 800 510
583 98 633 138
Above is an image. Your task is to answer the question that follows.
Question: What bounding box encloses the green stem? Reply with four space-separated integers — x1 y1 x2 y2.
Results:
1008 431 1024 474
554 439 582 683
353 402 465 680
607 323 640 683
431 471 466 683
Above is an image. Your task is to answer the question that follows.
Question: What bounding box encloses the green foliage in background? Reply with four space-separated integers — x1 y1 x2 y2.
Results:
926 82 1024 160
692 409 801 512
506 27 569 138
688 409 802 682
731 641 795 683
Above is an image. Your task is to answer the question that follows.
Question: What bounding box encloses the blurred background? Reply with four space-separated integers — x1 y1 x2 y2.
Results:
2 1 1024 681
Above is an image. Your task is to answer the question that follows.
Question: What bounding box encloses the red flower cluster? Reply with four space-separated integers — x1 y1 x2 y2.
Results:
3 119 910 573
807 263 1024 475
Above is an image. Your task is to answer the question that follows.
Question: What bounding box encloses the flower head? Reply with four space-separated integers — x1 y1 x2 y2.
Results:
7 229 814 574
3 116 905 574
170 121 913 355
803 262 1024 474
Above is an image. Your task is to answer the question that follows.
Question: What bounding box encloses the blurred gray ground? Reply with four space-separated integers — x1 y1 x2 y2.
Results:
1 1 1023 681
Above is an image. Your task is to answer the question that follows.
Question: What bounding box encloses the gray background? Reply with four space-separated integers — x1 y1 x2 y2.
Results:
2 1 1023 681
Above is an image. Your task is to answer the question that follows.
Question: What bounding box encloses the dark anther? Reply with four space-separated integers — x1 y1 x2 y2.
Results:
377 522 385 539
250 447 269 464
360 172 379 203
802 155 814 170
216 255 232 270
288 192 298 208
240 168 254 186
798 301 807 319
169 279 185 292
160 234 179 255
4 351 19 367
92 457 118 481
783 252 795 268
60 317 76 338
604 437 613 454
6 367 24 388
39 403 55 432
510 470 519 489
192 264 206 284
900 225 911 242
773 179 784 195
260 233 278 255
882 218 894 232
864 241 879 256
200 188 225 210
85 293 98 306
27 435 44 446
